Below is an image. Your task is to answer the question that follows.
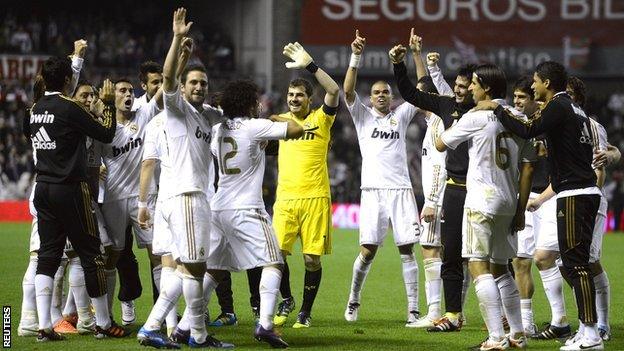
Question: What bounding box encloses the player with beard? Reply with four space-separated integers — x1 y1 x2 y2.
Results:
271 42 340 329
390 34 475 332
133 61 163 111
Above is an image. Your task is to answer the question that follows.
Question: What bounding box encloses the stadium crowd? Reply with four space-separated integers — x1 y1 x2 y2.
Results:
2 79 623 221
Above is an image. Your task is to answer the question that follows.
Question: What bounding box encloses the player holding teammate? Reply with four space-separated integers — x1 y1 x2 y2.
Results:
272 42 340 328
436 63 535 350
209 79 303 347
342 30 422 326
475 61 604 351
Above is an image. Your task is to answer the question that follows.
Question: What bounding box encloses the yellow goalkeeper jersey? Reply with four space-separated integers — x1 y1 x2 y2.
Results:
276 106 335 200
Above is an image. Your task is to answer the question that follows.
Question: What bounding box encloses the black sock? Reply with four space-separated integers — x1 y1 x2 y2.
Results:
247 267 262 309
301 268 322 314
279 261 292 299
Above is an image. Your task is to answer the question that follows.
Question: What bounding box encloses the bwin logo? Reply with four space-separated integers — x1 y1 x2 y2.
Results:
195 126 211 143
371 128 399 139
112 137 142 157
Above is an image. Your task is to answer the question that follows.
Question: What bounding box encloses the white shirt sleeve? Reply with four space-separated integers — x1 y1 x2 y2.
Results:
250 119 288 141
396 101 420 124
345 92 368 126
142 121 161 161
427 63 454 97
440 113 482 150
210 124 220 157
424 115 447 208
136 95 161 123
163 88 188 137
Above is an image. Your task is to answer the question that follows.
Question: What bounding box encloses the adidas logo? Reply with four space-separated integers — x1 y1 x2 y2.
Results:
32 127 56 150
558 210 565 217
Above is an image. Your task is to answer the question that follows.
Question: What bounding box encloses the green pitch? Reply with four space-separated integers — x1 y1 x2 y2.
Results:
1 222 623 350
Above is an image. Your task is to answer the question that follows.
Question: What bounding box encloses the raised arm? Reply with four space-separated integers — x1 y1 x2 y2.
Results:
65 39 88 96
390 45 445 116
162 8 193 94
283 42 340 108
71 79 116 143
343 30 365 105
408 28 427 81
427 52 454 97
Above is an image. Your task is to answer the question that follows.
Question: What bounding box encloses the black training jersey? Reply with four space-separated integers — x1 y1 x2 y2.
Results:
495 92 596 193
393 62 474 184
26 92 115 183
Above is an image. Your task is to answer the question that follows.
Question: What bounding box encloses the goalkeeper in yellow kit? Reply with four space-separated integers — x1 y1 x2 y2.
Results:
272 42 340 328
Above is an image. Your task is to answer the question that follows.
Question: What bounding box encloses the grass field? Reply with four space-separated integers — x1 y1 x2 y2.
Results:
1 222 623 350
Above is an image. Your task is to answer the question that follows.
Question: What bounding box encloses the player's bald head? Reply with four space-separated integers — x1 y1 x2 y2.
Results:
370 80 392 95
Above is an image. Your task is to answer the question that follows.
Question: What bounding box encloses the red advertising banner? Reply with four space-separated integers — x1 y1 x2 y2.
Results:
0 54 49 81
0 201 30 222
301 0 624 47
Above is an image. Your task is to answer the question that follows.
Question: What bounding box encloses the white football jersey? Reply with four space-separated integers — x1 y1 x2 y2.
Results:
132 93 148 112
441 100 536 215
421 113 447 208
345 93 418 189
142 111 169 194
163 88 222 199
210 117 287 210
98 98 160 202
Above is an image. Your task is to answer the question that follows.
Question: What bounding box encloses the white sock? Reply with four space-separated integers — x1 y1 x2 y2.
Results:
348 253 372 303
203 272 218 307
539 266 568 326
63 287 76 316
50 260 66 325
104 269 116 317
144 267 183 331
178 307 190 331
461 263 471 311
495 272 523 336
401 254 419 313
577 321 586 336
423 258 442 319
91 295 112 329
163 267 180 334
153 264 162 294
583 322 599 341
182 273 207 343
520 299 534 331
20 257 38 328
67 258 92 324
474 273 504 341
594 271 610 330
35 274 54 330
259 266 282 330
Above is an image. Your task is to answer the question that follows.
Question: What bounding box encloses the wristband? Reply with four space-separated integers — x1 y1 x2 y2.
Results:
305 62 319 74
138 201 148 209
349 53 362 68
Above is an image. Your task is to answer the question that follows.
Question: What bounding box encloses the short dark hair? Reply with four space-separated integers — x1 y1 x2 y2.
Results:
288 78 313 97
138 61 162 84
416 76 438 94
73 80 95 96
513 75 534 98
535 61 567 92
567 76 586 108
457 64 477 81
220 79 259 118
41 56 72 92
114 78 133 87
474 63 507 99
181 64 207 84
